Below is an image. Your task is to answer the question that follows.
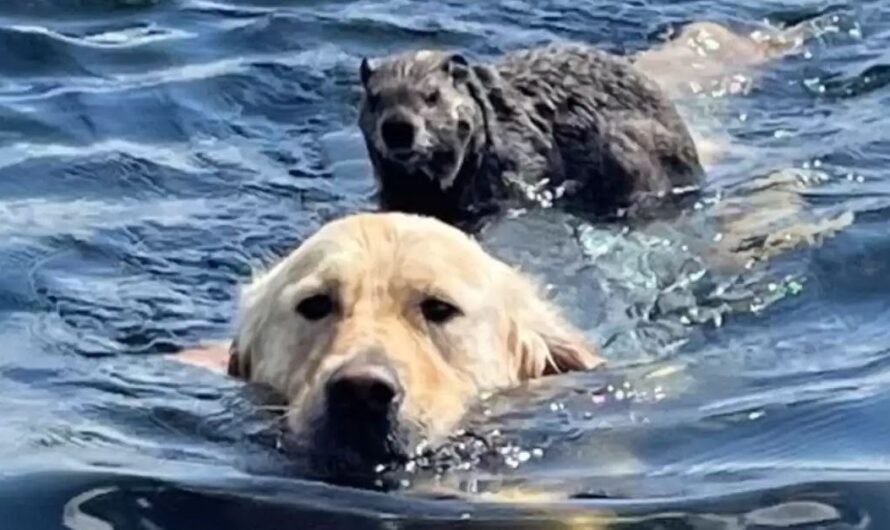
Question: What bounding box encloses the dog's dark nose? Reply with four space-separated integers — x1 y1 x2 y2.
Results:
380 117 416 151
326 360 403 414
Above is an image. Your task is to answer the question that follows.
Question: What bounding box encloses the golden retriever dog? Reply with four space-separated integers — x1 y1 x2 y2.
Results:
178 211 603 482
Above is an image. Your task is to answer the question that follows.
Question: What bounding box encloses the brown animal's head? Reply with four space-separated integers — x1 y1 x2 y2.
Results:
357 51 491 200
228 212 603 479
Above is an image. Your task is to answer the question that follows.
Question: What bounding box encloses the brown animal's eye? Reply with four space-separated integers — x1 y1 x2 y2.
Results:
296 294 335 321
420 298 461 324
424 89 440 106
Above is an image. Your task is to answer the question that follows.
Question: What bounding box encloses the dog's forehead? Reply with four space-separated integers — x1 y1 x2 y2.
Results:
296 213 494 289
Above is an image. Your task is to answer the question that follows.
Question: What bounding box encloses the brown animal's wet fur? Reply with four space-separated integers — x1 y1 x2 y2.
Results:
224 212 602 457
358 41 704 227
355 18 818 232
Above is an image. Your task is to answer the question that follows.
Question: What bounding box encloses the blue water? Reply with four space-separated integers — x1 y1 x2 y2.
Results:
1 1 889 528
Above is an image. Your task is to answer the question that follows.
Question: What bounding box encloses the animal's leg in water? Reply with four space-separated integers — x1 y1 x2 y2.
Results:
632 20 815 98
171 342 231 373
632 19 819 168
708 169 854 272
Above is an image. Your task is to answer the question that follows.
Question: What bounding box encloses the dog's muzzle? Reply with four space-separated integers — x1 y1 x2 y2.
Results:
306 357 409 481
325 359 404 416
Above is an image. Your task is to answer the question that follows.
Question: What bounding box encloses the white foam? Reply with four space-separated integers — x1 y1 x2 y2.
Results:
0 197 214 239
7 23 192 49
0 139 209 174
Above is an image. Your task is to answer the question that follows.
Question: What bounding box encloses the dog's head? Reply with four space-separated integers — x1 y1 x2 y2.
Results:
357 50 489 194
229 212 602 479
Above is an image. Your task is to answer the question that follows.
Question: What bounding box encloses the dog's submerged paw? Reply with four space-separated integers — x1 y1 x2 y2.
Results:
169 342 232 374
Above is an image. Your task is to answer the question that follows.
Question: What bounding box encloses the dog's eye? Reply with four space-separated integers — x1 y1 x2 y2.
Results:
365 92 380 108
296 294 335 321
420 298 461 324
424 89 440 106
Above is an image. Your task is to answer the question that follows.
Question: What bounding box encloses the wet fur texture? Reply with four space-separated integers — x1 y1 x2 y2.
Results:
225 212 603 475
358 44 704 227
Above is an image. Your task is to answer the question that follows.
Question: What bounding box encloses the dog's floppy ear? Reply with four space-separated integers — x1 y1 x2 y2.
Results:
227 338 252 379
506 281 604 380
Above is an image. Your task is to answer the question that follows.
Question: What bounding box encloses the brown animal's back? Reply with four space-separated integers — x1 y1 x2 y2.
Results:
490 44 703 215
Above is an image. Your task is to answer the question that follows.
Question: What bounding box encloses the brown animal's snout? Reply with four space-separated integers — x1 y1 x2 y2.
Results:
325 358 404 416
380 116 416 153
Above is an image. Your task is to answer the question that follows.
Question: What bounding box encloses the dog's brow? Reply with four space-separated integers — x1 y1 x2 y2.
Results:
287 276 332 301
404 274 484 310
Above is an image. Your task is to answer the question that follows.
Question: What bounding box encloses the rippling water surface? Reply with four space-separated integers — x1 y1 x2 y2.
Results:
1 1 889 529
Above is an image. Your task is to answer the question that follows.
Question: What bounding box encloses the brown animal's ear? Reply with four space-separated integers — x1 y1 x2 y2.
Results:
359 57 374 88
507 290 604 380
442 53 470 82
227 339 251 380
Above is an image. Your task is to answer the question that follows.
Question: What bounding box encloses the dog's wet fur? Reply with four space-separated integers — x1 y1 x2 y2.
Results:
222 212 603 482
